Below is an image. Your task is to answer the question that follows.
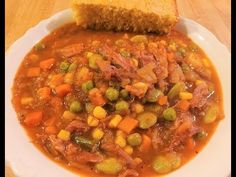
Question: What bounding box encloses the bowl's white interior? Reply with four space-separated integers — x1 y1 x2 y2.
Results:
5 9 231 177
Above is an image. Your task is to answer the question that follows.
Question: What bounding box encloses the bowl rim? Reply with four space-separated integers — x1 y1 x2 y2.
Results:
5 9 231 177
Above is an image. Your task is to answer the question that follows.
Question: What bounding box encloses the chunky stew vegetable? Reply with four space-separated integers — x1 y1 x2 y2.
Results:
12 23 224 177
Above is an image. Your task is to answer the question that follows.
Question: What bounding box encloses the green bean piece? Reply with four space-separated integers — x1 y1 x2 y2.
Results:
120 89 129 99
85 102 95 114
194 131 208 140
127 133 142 146
146 89 163 102
70 101 82 113
152 153 181 174
60 61 70 72
115 100 129 112
120 48 131 58
88 53 103 69
105 87 119 101
34 43 45 51
72 135 94 149
203 105 218 124
130 35 148 43
137 112 157 129
167 82 185 100
68 62 77 72
162 108 176 121
82 80 94 92
95 158 122 175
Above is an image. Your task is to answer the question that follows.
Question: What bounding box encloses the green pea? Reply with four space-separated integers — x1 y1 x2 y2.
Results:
152 153 181 174
68 62 77 72
120 89 129 99
167 82 185 100
115 100 129 112
163 108 176 121
194 131 208 140
137 111 157 129
88 53 103 69
34 43 45 51
70 101 82 113
203 105 218 124
85 102 95 114
105 87 119 101
146 89 163 102
95 158 122 175
127 133 142 146
82 80 94 92
60 61 70 72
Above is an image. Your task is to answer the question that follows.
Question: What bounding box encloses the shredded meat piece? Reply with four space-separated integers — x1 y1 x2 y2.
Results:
76 151 104 163
118 169 139 177
59 43 84 57
65 143 79 156
190 83 209 108
101 143 137 168
96 59 115 80
65 120 90 133
168 61 185 83
125 84 148 98
137 63 157 83
48 135 66 155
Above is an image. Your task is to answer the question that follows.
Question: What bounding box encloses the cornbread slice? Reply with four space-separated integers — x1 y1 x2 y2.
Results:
71 0 179 34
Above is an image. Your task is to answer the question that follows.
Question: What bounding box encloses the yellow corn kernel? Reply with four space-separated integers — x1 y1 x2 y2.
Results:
64 73 74 84
92 128 104 140
134 157 143 165
62 111 76 122
87 115 99 127
93 106 107 119
57 129 70 141
115 135 126 148
109 115 122 128
132 58 139 67
133 103 144 114
116 130 127 138
195 80 205 86
202 58 210 67
21 97 33 105
124 145 133 155
86 52 94 58
179 92 193 100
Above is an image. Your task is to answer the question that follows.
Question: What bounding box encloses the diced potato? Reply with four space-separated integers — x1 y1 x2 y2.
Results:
93 106 107 119
92 128 104 140
87 115 99 127
131 58 139 67
57 129 70 141
62 111 76 122
115 135 126 148
64 73 74 84
179 92 193 100
116 130 126 138
21 97 33 105
134 157 143 165
109 115 122 128
124 145 133 155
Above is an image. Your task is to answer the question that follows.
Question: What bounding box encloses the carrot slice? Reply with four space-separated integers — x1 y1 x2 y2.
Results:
44 117 57 126
24 111 43 126
45 126 58 134
158 96 168 105
88 88 106 106
39 58 55 70
117 117 138 134
55 84 72 97
167 52 175 62
177 100 190 111
139 134 152 152
27 67 41 77
37 87 51 100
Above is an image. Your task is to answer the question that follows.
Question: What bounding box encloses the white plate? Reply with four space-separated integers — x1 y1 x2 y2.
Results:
5 9 231 177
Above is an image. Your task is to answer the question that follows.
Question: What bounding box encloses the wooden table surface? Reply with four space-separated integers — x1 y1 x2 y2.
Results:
5 0 231 176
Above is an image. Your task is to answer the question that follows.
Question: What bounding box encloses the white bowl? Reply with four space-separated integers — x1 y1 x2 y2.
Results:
5 9 231 177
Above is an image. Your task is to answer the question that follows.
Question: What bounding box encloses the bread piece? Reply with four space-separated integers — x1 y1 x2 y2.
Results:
71 0 179 34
